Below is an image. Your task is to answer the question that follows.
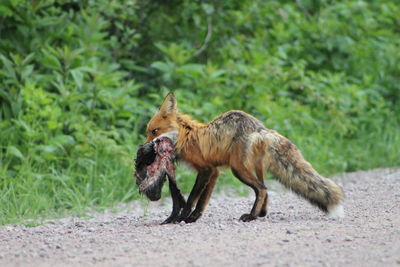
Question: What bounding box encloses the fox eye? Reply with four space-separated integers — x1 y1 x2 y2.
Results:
151 129 158 135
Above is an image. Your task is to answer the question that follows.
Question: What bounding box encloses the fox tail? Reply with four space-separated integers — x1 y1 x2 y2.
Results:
249 130 345 218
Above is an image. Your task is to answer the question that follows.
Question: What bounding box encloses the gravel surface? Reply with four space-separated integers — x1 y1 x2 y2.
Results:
1 168 399 267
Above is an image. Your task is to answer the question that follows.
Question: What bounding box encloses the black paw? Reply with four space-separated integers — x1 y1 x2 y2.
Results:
184 211 202 223
239 213 257 222
259 210 267 217
160 215 180 225
177 207 193 222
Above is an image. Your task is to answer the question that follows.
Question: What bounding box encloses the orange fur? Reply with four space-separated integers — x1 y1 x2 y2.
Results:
145 93 344 223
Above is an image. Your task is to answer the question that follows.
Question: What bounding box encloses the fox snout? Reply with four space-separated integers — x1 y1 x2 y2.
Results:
147 131 179 145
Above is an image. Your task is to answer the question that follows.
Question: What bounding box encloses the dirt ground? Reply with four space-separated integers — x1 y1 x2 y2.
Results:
1 168 399 267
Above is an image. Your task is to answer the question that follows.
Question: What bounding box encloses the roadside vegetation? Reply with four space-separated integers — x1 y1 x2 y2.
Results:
1 0 399 224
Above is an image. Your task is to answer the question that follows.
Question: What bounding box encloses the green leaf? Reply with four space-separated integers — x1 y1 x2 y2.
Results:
0 89 11 103
0 5 13 17
70 69 84 89
22 53 35 65
0 54 16 79
50 135 76 147
176 64 204 76
151 61 173 73
7 146 24 161
40 50 62 71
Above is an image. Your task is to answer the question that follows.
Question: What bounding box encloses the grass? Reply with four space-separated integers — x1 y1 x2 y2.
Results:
0 146 140 225
0 116 399 226
1 0 400 226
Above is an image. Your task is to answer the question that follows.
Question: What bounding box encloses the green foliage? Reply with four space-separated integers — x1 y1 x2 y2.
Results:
0 0 399 224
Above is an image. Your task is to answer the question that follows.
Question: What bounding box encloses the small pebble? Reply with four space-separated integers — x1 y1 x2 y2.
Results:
259 253 268 258
75 222 84 228
345 236 354 241
84 249 93 254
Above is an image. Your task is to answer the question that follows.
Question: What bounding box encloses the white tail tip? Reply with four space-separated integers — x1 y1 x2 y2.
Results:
328 204 345 219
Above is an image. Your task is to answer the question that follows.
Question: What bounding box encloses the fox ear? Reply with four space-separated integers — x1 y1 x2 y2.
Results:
159 92 177 117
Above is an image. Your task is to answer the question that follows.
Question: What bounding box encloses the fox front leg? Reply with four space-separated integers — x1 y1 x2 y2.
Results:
178 168 217 223
184 168 219 223
161 174 186 224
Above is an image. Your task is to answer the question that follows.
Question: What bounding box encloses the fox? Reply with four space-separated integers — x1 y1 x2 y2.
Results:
145 92 344 223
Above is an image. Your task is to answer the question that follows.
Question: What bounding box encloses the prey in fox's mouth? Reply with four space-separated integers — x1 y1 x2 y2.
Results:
134 136 176 201
134 135 186 224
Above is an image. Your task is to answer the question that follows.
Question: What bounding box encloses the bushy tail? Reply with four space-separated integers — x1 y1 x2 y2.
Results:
262 131 344 218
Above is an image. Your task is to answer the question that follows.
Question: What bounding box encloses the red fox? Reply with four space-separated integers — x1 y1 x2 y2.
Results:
145 93 344 223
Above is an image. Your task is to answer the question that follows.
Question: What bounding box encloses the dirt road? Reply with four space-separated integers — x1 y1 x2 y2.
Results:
1 168 399 267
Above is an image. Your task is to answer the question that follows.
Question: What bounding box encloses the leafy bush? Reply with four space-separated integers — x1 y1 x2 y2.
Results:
0 0 399 224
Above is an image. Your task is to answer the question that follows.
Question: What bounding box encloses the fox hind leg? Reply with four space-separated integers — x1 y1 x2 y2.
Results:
232 167 267 222
255 166 269 217
259 194 269 217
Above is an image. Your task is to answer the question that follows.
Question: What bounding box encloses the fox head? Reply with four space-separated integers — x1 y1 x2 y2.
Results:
146 93 180 143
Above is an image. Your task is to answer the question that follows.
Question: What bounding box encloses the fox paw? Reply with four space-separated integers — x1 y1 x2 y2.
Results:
184 211 202 223
161 215 180 225
239 213 257 222
259 210 267 217
176 209 191 222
